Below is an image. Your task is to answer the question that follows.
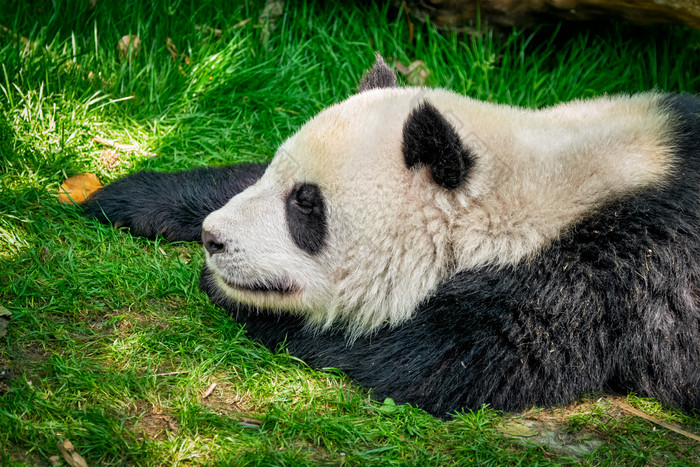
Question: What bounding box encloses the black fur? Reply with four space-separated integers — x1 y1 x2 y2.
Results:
357 55 397 92
83 163 268 241
83 95 700 417
285 183 327 254
402 102 476 189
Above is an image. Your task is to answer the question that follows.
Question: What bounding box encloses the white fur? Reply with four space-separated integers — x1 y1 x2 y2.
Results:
203 88 675 335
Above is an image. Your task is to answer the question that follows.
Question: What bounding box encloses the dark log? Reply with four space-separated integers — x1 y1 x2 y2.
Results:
397 0 700 30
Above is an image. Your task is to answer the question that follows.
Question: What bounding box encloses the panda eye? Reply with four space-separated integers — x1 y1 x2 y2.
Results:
285 183 327 254
294 184 319 215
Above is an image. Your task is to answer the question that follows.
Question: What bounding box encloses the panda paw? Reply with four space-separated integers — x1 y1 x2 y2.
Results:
82 163 268 242
82 171 175 239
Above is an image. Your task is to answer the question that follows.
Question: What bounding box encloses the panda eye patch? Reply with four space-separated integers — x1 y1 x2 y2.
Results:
285 183 327 254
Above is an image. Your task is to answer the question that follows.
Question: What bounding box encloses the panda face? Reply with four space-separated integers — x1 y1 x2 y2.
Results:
200 159 337 317
202 89 457 333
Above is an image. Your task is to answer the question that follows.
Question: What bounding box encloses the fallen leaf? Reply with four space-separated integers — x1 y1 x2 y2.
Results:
39 246 50 263
0 24 31 47
59 173 103 204
395 60 430 86
165 37 191 67
166 37 178 61
196 24 223 37
117 35 140 60
259 0 283 48
57 439 89 467
378 397 399 414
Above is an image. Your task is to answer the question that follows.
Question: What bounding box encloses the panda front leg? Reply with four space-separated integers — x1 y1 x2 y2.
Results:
83 163 268 242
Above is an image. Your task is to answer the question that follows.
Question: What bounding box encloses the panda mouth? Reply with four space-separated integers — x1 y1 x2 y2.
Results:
219 275 298 295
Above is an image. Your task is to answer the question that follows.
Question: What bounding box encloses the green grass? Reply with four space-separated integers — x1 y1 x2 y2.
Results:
2 0 700 464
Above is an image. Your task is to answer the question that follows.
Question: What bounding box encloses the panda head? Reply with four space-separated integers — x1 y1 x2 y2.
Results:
201 56 482 334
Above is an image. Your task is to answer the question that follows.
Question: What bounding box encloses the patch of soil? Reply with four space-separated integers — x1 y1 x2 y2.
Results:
125 401 180 441
499 399 610 459
501 396 700 459
200 381 259 416
500 418 603 458
4 442 43 466
92 306 173 335
133 412 180 441
7 342 52 383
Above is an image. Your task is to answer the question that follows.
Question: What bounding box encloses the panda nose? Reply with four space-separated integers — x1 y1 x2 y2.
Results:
202 229 226 255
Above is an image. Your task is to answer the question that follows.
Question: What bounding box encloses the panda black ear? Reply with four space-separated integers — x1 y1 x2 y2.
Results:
358 54 397 92
402 101 476 189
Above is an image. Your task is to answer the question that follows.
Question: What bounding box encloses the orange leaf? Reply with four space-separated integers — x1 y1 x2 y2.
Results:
59 173 103 204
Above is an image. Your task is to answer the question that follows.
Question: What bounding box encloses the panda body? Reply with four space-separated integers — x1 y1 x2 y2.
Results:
85 58 700 416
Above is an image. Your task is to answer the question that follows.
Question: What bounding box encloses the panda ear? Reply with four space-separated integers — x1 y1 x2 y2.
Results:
358 54 397 92
402 101 476 190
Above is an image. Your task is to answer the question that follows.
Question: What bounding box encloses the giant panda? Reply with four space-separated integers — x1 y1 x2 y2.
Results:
84 56 700 417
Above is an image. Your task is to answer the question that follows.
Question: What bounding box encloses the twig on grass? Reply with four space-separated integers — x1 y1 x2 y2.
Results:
202 382 217 399
92 137 157 157
155 370 190 377
238 418 262 429
611 399 700 443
